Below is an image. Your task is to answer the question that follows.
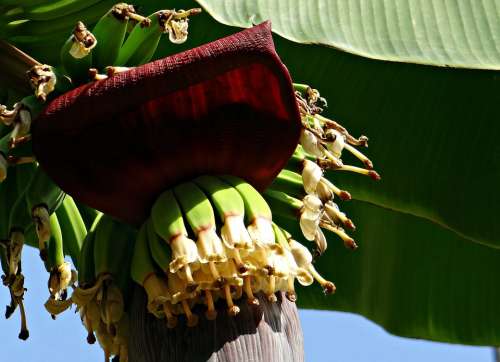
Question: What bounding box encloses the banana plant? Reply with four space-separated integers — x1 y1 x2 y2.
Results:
0 0 499 362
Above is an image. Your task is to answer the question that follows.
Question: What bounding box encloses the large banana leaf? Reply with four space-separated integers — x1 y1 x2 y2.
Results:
276 199 500 346
197 0 500 70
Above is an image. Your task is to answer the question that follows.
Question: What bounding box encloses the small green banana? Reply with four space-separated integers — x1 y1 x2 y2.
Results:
55 195 87 269
116 8 200 67
150 190 199 290
60 21 96 83
91 3 145 70
219 175 275 248
131 222 177 327
46 212 75 301
77 218 99 289
174 181 243 316
194 175 254 271
25 167 65 258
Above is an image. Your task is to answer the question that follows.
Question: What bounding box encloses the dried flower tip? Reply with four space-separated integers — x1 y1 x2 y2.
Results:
320 222 357 249
343 143 373 169
87 331 96 344
17 298 29 340
121 4 150 27
266 275 278 302
70 21 97 59
203 289 217 320
243 276 259 306
8 231 24 277
32 205 51 244
27 65 56 102
105 66 132 77
324 202 355 230
223 284 240 316
336 164 381 181
48 262 74 298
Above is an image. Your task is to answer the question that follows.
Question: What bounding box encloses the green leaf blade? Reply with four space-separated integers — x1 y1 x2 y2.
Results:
197 0 500 69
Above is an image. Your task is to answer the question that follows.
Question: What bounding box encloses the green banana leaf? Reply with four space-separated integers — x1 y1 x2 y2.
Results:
196 0 500 70
276 199 500 346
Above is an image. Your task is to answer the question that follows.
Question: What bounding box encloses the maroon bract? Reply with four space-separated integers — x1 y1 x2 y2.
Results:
32 22 301 225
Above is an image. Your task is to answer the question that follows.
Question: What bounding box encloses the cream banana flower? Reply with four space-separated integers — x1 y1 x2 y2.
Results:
289 239 335 295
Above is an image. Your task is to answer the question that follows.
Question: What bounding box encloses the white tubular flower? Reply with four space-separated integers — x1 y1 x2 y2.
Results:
247 217 275 247
282 247 313 286
221 215 253 251
299 209 321 241
302 159 323 195
289 239 335 294
325 129 345 159
196 227 226 263
300 129 323 158
303 194 323 212
168 18 189 44
169 234 199 273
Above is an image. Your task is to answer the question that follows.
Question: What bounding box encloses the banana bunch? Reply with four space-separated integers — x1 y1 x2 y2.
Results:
49 214 135 362
129 175 335 328
263 84 381 257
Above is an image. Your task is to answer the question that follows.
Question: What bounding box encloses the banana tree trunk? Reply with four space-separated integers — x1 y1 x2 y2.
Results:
129 286 304 362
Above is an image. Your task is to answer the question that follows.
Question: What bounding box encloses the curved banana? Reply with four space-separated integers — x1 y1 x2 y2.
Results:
55 195 87 269
25 167 65 259
131 222 177 328
46 212 75 301
150 190 199 291
194 175 254 272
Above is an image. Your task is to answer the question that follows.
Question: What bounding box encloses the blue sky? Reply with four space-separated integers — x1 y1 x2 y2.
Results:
0 247 493 362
